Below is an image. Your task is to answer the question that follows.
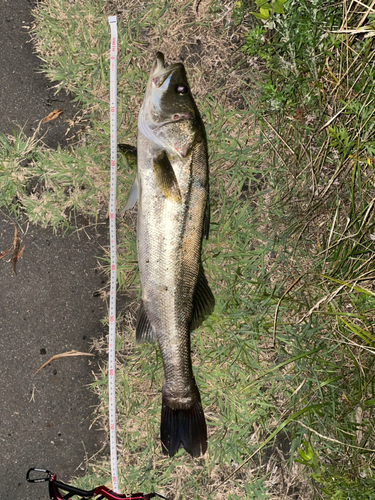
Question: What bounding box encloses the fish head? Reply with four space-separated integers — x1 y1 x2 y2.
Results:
139 52 202 156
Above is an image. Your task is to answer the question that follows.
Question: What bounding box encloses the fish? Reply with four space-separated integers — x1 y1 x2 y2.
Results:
122 52 215 457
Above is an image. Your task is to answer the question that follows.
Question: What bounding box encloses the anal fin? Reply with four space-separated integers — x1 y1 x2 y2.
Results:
135 300 156 344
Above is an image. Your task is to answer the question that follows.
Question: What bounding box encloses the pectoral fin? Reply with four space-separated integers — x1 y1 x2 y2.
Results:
190 262 215 331
119 144 139 214
121 176 139 214
153 151 182 203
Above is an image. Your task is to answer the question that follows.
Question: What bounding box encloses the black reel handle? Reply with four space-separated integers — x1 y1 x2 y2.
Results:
27 469 96 499
26 468 167 500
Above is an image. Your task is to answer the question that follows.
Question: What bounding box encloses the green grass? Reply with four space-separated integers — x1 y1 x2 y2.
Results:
1 0 373 498
0 129 108 228
238 0 375 497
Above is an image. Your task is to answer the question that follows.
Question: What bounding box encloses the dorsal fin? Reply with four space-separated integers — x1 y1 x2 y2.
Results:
190 262 215 331
203 194 210 240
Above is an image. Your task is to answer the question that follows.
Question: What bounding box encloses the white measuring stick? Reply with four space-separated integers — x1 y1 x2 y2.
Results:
108 15 119 494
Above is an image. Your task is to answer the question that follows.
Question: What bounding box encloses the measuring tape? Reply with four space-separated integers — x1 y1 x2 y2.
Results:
108 15 119 494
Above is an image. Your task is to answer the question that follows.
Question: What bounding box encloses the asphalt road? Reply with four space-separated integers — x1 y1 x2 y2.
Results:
0 1 114 498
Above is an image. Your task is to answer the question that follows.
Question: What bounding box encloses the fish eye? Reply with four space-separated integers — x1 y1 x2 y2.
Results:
175 84 189 95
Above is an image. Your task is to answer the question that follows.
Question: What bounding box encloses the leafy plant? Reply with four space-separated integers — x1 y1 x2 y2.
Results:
296 441 375 499
243 0 342 108
250 0 288 21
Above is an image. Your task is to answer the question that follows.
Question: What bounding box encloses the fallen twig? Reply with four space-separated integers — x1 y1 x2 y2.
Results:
34 349 95 375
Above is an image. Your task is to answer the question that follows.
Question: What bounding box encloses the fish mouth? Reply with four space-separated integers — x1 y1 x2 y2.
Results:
151 52 184 89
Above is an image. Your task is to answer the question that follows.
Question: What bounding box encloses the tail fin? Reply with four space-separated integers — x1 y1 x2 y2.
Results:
160 397 207 457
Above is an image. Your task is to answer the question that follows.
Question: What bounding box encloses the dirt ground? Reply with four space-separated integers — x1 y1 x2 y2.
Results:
0 1 114 498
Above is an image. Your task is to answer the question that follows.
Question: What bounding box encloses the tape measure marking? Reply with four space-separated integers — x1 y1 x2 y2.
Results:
108 15 119 495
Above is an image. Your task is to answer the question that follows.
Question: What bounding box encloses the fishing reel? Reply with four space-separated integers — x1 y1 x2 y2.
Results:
26 468 167 500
